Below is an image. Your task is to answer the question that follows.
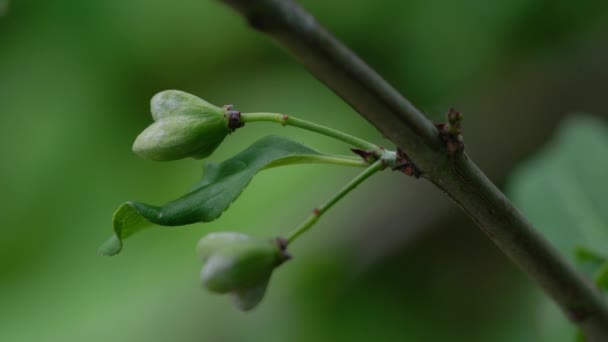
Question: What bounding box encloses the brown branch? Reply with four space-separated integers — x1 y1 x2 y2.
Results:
218 0 608 339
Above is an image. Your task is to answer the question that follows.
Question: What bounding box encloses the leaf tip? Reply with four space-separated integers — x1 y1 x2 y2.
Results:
98 234 122 256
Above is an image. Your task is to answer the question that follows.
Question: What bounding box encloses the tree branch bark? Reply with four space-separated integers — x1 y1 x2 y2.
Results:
218 0 608 339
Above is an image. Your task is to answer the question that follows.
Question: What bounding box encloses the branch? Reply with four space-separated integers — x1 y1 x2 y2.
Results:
218 0 608 339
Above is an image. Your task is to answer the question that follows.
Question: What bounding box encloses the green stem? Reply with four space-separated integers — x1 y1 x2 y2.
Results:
285 160 383 244
241 112 378 151
264 154 368 169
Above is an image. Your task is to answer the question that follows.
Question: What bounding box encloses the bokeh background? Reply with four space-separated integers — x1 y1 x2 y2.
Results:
1 0 607 341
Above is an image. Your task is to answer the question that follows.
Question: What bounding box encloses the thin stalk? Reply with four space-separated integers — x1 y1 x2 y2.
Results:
286 160 383 244
264 154 368 169
241 112 378 151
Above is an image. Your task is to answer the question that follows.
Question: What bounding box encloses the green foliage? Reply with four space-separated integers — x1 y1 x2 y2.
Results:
99 135 328 256
508 115 608 341
509 115 608 270
595 263 608 291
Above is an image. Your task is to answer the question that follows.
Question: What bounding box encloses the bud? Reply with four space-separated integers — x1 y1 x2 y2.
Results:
196 232 290 311
132 90 230 161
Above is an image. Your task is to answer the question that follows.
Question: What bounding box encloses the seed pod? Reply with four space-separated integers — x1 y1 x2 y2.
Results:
199 236 280 293
196 232 250 262
196 232 290 311
132 90 230 161
231 277 270 311
150 90 222 121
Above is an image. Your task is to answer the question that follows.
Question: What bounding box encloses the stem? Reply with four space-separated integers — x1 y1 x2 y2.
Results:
264 154 367 169
241 112 378 151
286 160 383 244
219 1 608 339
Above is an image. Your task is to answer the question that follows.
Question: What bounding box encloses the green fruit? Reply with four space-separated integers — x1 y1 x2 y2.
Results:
196 232 290 311
196 232 250 262
199 237 279 293
150 90 222 121
132 90 230 161
231 277 271 311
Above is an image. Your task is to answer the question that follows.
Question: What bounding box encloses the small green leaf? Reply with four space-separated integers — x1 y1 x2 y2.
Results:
98 203 153 256
594 262 608 291
575 246 605 266
574 246 606 274
100 135 326 256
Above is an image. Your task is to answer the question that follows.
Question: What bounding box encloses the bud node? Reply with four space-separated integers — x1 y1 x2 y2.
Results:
227 110 244 132
280 114 289 126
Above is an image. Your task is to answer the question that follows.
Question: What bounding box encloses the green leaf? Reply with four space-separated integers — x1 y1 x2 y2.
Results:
575 246 605 266
509 115 608 265
99 135 326 256
536 296 578 342
594 262 608 291
508 115 608 340
574 246 607 278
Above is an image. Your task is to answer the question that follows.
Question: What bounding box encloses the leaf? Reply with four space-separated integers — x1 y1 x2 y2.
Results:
574 246 607 277
536 296 578 342
508 115 608 340
594 262 608 291
508 115 608 266
99 135 326 256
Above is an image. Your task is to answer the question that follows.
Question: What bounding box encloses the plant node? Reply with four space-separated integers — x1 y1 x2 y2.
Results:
275 237 292 260
393 148 421 178
436 107 464 156
280 114 289 126
351 148 379 163
225 105 245 132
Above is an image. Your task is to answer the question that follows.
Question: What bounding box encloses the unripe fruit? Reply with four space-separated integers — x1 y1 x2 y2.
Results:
196 232 250 262
231 278 270 311
132 90 230 161
196 232 290 311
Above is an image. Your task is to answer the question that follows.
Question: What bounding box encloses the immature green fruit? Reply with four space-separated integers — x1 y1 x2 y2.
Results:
132 90 230 161
196 232 290 311
231 277 270 311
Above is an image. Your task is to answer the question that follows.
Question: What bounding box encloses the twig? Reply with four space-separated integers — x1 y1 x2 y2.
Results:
218 0 608 339
286 160 383 244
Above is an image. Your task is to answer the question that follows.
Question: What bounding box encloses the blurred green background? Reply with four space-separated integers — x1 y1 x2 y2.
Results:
1 0 607 341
